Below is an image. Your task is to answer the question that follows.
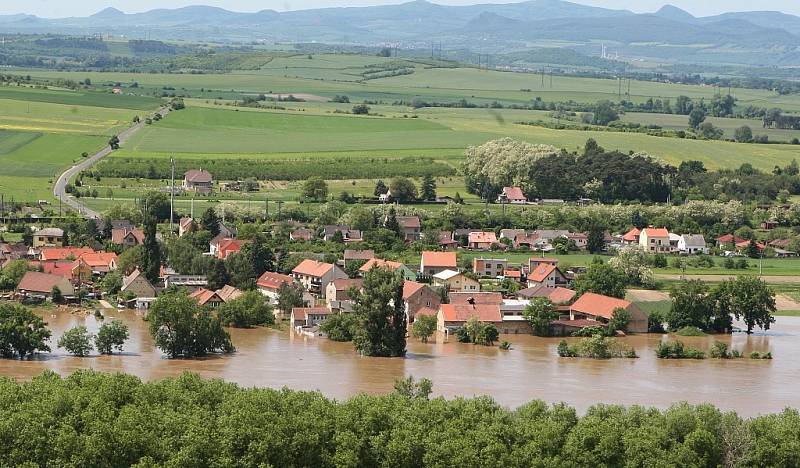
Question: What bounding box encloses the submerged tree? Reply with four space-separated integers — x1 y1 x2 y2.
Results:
351 266 406 357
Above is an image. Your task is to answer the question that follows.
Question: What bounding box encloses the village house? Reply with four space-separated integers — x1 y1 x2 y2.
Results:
178 217 196 237
437 299 503 334
566 232 588 250
420 251 457 276
517 285 577 305
504 269 523 283
290 227 314 241
468 231 499 250
40 258 92 286
472 258 508 278
343 249 375 268
499 229 526 244
403 281 441 324
323 225 363 243
256 271 312 306
528 257 559 271
121 269 157 299
358 258 417 280
639 227 670 253
292 259 347 297
111 227 145 247
396 216 421 242
566 292 649 333
497 186 528 204
514 232 539 249
716 234 746 249
216 285 243 303
291 306 334 328
189 288 225 308
437 231 459 249
622 227 641 245
78 252 118 273
16 271 75 299
215 238 246 260
432 269 480 292
325 277 363 301
678 234 709 255
183 169 213 194
527 263 569 288
32 228 64 248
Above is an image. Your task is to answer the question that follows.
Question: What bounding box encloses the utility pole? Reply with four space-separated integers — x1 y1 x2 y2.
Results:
169 157 175 234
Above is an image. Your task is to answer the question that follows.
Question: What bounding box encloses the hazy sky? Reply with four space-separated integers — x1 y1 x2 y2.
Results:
3 0 799 19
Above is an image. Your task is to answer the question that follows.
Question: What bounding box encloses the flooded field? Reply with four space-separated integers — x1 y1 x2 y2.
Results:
0 308 793 416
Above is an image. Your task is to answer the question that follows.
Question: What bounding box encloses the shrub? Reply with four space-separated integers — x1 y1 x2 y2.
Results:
709 341 731 359
656 340 705 359
674 326 707 337
559 335 636 359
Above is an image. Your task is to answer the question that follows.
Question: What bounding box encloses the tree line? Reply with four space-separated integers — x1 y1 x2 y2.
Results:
0 370 797 467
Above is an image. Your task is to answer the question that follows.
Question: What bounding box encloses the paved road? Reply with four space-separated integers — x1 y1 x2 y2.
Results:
53 106 169 219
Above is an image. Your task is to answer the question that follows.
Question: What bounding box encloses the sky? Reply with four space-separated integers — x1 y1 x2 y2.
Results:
2 0 799 19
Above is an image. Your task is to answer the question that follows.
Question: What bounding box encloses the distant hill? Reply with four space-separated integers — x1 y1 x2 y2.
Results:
1 0 799 67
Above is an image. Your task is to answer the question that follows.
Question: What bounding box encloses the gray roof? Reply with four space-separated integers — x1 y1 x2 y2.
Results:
681 234 707 246
33 228 63 236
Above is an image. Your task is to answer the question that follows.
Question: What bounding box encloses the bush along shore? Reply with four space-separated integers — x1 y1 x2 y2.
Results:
0 370 797 467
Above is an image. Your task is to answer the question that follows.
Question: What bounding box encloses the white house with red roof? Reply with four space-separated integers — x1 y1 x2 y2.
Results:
526 263 569 288
621 227 641 245
420 251 457 275
497 186 527 204
292 259 347 297
257 271 312 306
639 227 670 253
468 231 499 250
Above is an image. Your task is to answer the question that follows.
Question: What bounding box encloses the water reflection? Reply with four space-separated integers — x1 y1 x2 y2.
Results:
0 309 793 415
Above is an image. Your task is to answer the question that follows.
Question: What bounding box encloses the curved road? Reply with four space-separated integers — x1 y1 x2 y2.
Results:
53 106 170 219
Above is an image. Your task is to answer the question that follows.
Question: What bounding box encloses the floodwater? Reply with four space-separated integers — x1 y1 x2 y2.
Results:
0 309 795 416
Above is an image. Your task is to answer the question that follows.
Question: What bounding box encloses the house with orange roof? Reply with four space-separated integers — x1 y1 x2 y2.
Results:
189 288 225 308
436 300 503 334
569 292 648 333
472 258 508 277
468 231 499 250
622 227 641 245
358 258 416 280
420 251 457 275
215 238 247 260
292 259 347 297
40 259 92 285
639 227 670 253
496 186 527 204
527 263 569 288
111 228 145 247
503 269 523 282
78 252 118 273
403 280 441 324
716 234 746 249
528 257 559 271
39 247 94 262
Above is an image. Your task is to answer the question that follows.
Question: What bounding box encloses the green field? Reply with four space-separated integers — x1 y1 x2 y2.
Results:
621 112 800 142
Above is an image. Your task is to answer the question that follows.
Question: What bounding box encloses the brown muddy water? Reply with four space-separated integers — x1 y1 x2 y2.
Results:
0 309 793 416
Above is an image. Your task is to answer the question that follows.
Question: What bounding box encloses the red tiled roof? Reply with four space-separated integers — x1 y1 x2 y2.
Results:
189 288 223 306
504 270 522 279
421 251 457 268
416 307 437 317
111 228 144 245
216 285 242 302
359 258 405 272
717 234 746 244
440 303 502 323
528 264 559 283
502 186 526 201
549 287 577 304
552 319 602 329
468 231 498 244
403 280 426 299
78 252 117 268
570 292 632 320
344 249 374 260
185 169 212 183
17 271 74 295
622 227 641 242
217 239 246 260
293 259 334 277
40 260 78 279
397 216 421 229
642 227 669 238
449 291 503 305
529 257 559 265
257 271 295 291
40 247 94 261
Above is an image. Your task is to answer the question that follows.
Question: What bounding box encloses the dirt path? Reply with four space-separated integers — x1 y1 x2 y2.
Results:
627 289 669 302
776 294 800 311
